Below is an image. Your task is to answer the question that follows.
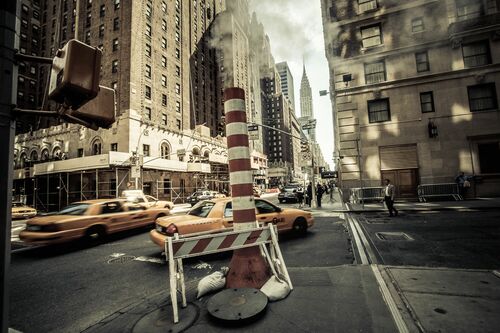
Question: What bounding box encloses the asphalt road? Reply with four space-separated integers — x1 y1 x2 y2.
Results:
9 196 352 333
356 210 500 269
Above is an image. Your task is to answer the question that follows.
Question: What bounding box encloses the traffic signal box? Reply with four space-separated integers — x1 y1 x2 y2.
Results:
48 39 115 129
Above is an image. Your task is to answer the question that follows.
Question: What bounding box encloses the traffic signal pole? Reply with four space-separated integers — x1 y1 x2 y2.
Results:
0 1 18 332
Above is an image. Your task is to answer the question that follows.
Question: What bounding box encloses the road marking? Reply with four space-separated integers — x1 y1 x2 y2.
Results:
371 265 409 333
107 252 165 265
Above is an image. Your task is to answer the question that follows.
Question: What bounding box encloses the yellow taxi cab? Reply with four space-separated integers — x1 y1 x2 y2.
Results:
19 199 170 245
12 202 37 220
150 197 314 249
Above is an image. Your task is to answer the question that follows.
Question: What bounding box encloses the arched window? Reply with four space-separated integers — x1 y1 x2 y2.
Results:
203 150 210 159
30 150 38 162
192 147 200 156
19 152 27 168
160 142 170 159
92 139 102 155
52 146 62 160
40 149 49 161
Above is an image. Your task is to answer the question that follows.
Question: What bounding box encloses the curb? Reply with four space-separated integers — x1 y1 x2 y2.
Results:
329 206 500 213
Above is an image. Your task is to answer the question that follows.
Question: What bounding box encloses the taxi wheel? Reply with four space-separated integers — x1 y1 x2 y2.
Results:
85 226 106 242
293 218 308 236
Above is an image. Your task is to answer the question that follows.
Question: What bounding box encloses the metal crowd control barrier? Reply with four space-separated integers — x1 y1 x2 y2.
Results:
164 224 292 323
349 187 385 203
417 183 463 202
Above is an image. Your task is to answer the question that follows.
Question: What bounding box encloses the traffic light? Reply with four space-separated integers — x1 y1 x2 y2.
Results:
49 39 102 109
217 117 226 136
64 86 116 129
300 140 309 153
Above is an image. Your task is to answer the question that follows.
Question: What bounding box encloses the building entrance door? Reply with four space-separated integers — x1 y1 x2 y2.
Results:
381 169 418 199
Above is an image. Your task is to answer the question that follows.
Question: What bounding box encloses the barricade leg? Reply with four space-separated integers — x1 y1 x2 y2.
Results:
167 237 179 323
177 258 187 308
270 225 293 290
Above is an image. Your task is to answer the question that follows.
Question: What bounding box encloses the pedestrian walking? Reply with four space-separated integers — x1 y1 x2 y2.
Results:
306 182 312 207
296 189 304 208
316 183 324 208
455 171 471 199
383 179 398 217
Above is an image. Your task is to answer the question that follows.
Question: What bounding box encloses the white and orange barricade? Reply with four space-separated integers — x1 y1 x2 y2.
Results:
165 224 292 323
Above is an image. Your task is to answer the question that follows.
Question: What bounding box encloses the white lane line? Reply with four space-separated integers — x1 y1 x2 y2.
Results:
371 265 409 333
346 214 369 265
134 256 165 264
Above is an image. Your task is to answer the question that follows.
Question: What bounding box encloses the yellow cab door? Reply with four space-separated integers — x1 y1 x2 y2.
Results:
98 201 139 232
221 201 234 228
255 199 286 230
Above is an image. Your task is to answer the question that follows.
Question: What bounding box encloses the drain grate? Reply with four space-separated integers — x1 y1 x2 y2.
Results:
376 232 413 241
290 269 332 286
107 255 136 264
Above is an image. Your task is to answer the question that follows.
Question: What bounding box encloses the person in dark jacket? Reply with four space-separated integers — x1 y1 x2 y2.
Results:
316 183 324 208
306 182 312 207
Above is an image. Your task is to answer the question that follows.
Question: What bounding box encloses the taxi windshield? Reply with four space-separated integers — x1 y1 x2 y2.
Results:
58 203 90 215
188 201 215 218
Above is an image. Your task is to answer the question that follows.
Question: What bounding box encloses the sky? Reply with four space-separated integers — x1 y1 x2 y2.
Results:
248 0 334 169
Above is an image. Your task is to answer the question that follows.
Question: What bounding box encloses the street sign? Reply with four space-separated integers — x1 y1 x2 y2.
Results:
248 124 259 140
131 165 141 179
321 171 338 179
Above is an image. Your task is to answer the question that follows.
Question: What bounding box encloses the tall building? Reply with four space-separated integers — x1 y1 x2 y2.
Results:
321 0 500 197
299 64 314 118
12 0 231 210
276 61 295 110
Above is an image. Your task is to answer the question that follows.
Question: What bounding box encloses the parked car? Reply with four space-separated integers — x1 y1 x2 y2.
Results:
121 190 174 210
150 197 314 249
187 190 225 206
278 185 304 203
19 199 171 245
11 202 37 220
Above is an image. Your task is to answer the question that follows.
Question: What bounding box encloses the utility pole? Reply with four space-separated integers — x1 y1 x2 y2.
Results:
0 2 18 332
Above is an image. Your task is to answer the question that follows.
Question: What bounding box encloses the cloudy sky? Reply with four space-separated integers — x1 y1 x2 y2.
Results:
248 0 334 169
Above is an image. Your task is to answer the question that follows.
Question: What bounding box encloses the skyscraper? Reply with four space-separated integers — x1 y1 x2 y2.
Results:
276 61 295 111
300 64 313 118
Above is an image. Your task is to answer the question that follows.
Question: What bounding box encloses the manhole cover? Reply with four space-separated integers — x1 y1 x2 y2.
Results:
107 255 136 264
376 232 413 241
133 303 198 333
207 288 267 324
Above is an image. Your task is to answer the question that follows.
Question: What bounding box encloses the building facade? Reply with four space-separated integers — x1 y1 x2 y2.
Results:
276 61 296 110
321 0 500 197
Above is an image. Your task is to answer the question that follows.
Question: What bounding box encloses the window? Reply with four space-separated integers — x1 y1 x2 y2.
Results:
112 60 118 73
175 83 180 94
100 5 105 17
361 24 382 48
99 24 104 38
145 24 152 37
224 202 233 218
100 202 124 214
456 0 483 19
367 98 390 123
364 60 386 84
161 142 169 157
113 17 119 30
175 48 180 59
145 64 151 78
176 119 181 129
462 41 491 68
162 94 167 106
358 0 377 13
112 81 118 90
145 85 151 99
30 66 36 75
112 38 119 51
175 31 180 42
114 0 120 10
110 143 118 151
415 51 430 72
145 3 152 20
161 37 167 48
420 92 435 113
175 15 180 28
162 75 167 87
77 148 84 157
162 19 167 31
145 107 152 120
162 1 167 12
162 113 168 126
176 101 181 113
176 65 180 77
412 17 424 32
161 55 167 67
468 83 498 112
92 140 102 155
145 43 151 57
143 144 150 157
86 12 91 27
478 142 500 173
